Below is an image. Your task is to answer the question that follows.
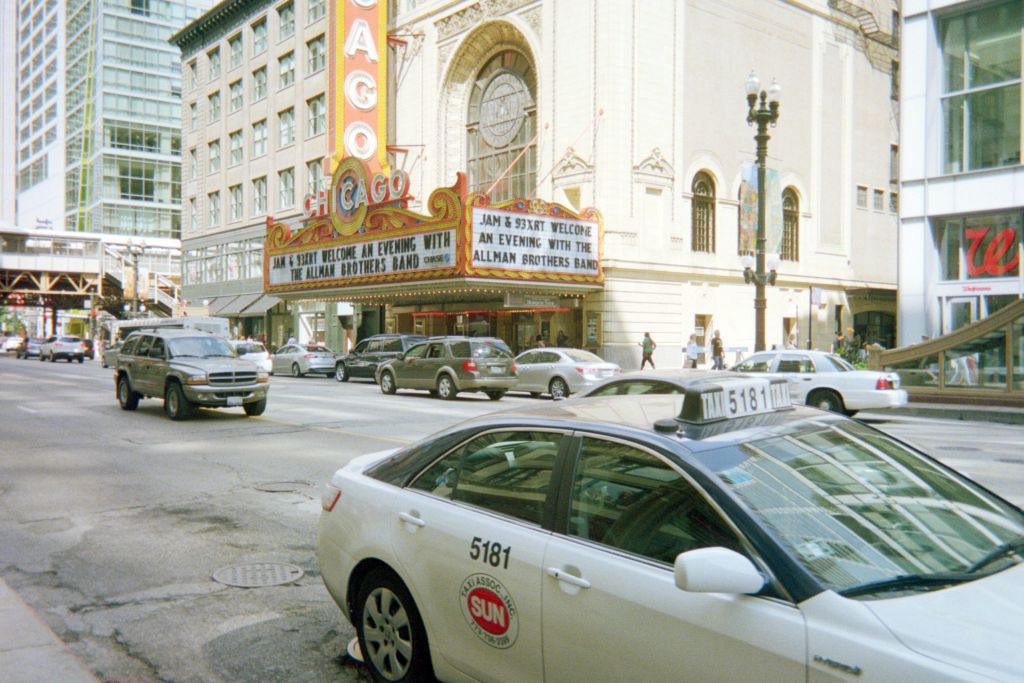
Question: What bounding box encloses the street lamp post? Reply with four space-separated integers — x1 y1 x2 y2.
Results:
126 241 143 318
744 71 781 352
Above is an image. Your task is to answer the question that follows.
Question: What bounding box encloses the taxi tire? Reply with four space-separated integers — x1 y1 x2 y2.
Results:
117 376 140 411
549 377 569 399
380 371 397 395
291 363 304 378
807 389 844 414
436 375 457 400
164 382 195 421
355 568 435 683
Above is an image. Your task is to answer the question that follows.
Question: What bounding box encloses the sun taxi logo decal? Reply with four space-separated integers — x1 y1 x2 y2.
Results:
459 574 518 648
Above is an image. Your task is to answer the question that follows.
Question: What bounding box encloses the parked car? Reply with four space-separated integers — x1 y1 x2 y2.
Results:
318 375 1024 683
272 342 337 377
731 349 907 415
115 329 268 420
82 338 95 360
375 336 517 400
16 337 44 360
334 333 426 382
39 335 86 362
2 335 24 353
101 341 122 368
231 340 273 373
513 347 621 398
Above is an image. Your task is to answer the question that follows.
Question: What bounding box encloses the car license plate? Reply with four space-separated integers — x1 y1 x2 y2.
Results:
490 365 504 374
226 397 243 406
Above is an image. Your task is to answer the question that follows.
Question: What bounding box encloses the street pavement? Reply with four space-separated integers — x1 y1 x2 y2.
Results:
2 352 1024 682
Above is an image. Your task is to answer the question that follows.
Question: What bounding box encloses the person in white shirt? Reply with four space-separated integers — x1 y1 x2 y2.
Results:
684 334 700 368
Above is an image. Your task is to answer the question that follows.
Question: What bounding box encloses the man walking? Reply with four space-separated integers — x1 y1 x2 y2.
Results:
711 330 725 370
684 334 700 369
640 332 656 369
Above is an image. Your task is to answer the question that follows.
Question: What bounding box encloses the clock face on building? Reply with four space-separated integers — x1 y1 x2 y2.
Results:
479 71 527 148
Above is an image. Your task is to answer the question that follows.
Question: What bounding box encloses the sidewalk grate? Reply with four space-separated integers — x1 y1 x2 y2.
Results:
212 563 304 588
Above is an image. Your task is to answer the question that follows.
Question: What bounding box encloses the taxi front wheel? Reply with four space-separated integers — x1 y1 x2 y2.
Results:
355 568 435 683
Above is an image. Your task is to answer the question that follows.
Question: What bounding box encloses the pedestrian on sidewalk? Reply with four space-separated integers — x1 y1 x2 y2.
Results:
684 334 700 369
639 332 656 369
711 330 725 370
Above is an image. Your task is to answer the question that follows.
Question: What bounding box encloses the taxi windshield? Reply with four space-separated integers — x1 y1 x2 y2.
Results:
707 419 1024 594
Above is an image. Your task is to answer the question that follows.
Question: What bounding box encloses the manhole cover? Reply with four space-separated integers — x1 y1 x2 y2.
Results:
253 481 309 493
212 563 304 588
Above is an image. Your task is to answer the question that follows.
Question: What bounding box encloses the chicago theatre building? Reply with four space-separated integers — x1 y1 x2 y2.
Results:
176 0 900 366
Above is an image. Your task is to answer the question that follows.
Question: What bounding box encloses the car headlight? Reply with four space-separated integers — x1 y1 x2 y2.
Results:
257 371 269 383
185 373 208 385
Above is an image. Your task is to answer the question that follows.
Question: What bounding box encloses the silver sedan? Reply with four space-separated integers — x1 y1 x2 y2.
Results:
513 347 621 398
271 342 337 377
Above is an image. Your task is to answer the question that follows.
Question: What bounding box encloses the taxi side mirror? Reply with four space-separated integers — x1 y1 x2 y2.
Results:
674 547 765 594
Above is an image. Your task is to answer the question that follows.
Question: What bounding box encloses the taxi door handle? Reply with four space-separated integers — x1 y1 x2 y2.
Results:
398 512 426 527
546 567 591 589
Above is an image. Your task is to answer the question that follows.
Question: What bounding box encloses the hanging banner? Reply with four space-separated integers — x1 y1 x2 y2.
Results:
738 162 783 255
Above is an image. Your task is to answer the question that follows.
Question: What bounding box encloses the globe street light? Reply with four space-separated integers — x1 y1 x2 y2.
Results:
744 71 781 352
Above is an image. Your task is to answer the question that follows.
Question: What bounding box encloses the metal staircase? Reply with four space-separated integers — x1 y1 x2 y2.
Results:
828 0 898 48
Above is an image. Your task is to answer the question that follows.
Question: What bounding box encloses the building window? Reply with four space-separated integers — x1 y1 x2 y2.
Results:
229 34 243 69
279 3 295 39
229 79 243 112
940 1 1022 173
691 171 716 253
252 18 267 55
252 67 267 101
189 198 197 231
189 148 197 178
279 167 294 208
189 102 197 130
307 95 325 137
306 35 325 75
208 48 220 79
253 176 267 215
208 140 220 173
279 107 295 147
252 120 267 158
208 191 220 226
889 191 899 214
307 158 323 195
116 159 156 200
873 188 885 211
781 187 799 262
278 51 294 88
856 185 868 208
890 144 899 185
208 92 220 120
935 212 1022 281
466 50 537 202
229 130 243 166
308 0 325 23
891 59 899 101
188 60 197 90
230 184 243 220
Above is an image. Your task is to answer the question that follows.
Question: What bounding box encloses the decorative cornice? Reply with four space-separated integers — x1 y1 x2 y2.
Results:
633 148 674 181
553 148 593 181
435 0 535 42
169 0 270 52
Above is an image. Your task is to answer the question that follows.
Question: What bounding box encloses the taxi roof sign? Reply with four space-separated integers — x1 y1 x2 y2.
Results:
667 377 793 427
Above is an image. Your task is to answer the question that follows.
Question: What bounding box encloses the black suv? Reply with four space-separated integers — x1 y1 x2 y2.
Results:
335 333 426 382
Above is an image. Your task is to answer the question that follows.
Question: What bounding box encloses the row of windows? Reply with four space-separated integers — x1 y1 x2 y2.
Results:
17 54 58 106
17 125 57 164
187 99 323 179
183 238 264 285
104 40 182 75
187 159 324 231
105 122 181 155
18 0 57 33
101 157 181 203
856 186 899 214
189 1 323 89
17 37 57 84
17 15 57 70
17 156 48 193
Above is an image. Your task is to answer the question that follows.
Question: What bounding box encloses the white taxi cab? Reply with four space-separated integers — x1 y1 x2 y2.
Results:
317 375 1024 683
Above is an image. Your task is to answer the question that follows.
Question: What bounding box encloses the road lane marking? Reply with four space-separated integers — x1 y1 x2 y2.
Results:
17 406 38 413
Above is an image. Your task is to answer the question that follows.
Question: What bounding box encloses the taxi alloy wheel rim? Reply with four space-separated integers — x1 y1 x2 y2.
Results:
363 587 413 681
550 378 567 399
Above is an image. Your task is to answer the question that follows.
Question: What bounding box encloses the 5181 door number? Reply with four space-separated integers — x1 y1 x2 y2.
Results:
469 537 511 570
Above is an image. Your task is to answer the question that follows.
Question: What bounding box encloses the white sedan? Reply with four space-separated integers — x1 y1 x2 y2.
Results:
733 349 907 415
317 376 1024 683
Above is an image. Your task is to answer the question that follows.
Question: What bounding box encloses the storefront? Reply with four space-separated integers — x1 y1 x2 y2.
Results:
264 159 604 353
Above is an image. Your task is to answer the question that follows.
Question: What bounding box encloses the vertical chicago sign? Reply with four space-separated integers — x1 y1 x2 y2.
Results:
330 0 387 173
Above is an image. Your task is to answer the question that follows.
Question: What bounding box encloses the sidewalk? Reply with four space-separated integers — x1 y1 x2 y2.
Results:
868 402 1024 425
0 577 99 683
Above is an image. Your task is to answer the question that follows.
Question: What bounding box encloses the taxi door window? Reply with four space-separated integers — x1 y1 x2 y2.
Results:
568 437 741 564
518 352 539 365
540 352 561 363
410 430 565 526
735 354 774 373
778 355 813 373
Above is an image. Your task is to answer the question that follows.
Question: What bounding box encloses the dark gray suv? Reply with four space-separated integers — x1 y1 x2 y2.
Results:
115 329 269 420
375 336 517 400
334 333 426 382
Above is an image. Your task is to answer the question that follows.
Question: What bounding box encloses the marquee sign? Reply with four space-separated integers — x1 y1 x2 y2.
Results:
264 158 604 295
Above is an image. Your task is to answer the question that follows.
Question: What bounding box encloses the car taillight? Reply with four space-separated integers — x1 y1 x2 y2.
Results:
54 342 61 347
511 363 518 373
304 353 316 359
575 366 585 374
463 359 478 372
876 377 893 390
321 483 341 512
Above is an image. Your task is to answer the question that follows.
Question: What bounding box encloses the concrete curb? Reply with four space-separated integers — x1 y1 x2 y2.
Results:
867 403 1024 426
0 577 99 683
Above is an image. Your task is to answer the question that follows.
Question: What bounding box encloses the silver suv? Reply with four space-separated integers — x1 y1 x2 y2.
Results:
375 336 517 400
40 335 86 362
115 329 269 420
